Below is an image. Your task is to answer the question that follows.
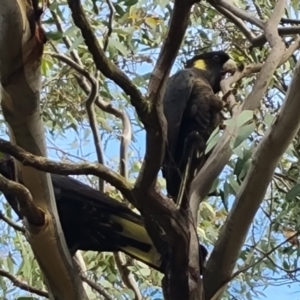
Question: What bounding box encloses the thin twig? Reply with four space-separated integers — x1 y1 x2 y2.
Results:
212 0 264 29
114 253 142 300
48 8 84 67
94 98 132 180
84 71 105 192
81 275 113 300
254 247 300 274
67 0 146 123
103 0 115 52
0 210 25 233
209 3 257 43
111 59 140 299
47 52 106 192
0 268 49 298
209 0 300 47
210 232 299 300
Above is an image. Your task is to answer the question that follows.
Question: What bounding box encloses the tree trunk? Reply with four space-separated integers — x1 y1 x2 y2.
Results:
0 1 88 299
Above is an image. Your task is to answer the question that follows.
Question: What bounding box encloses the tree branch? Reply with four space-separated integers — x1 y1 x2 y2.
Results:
68 1 205 299
211 0 264 29
210 233 299 300
135 0 201 190
0 174 44 226
48 7 84 67
103 0 115 52
0 268 49 298
0 138 134 203
203 3 300 298
67 0 146 124
209 0 300 47
208 2 257 43
81 275 113 300
111 67 140 299
0 210 25 232
0 1 89 297
190 1 294 222
114 253 142 300
252 27 300 47
93 99 132 182
49 52 106 192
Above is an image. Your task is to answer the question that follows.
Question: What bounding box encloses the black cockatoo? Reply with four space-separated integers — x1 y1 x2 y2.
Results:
0 157 208 274
162 50 236 204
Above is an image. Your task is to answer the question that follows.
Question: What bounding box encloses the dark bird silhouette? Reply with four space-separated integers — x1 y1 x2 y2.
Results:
0 157 208 274
162 51 237 204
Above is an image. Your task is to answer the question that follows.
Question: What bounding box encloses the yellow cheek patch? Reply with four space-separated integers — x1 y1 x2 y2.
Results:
193 59 207 70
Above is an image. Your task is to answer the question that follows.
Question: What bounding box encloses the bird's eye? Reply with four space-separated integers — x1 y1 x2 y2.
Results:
213 55 220 61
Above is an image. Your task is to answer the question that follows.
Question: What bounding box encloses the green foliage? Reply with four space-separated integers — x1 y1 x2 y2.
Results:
1 0 300 299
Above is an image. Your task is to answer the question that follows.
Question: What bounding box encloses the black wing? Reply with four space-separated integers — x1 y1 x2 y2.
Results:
0 157 163 271
162 69 195 195
52 174 163 270
162 68 223 199
0 158 208 275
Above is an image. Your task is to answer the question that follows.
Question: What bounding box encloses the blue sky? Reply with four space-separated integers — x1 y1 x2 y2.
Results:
1 2 300 299
44 58 300 299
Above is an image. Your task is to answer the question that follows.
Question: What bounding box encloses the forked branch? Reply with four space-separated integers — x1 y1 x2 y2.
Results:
0 139 134 203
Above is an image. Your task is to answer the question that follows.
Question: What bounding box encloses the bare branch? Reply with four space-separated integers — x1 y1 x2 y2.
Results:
191 12 300 217
210 3 257 43
114 253 142 300
264 0 287 47
48 8 84 67
135 0 198 190
49 51 133 192
67 0 146 124
84 72 105 192
0 268 49 298
204 5 300 299
210 233 299 300
81 275 113 300
0 174 44 226
0 1 89 297
110 69 139 298
103 0 115 52
67 1 203 298
211 0 264 29
252 27 300 47
94 98 132 181
0 139 134 203
209 0 300 47
46 53 106 191
0 210 25 232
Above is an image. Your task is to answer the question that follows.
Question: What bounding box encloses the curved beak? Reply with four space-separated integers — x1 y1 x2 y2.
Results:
221 58 237 75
